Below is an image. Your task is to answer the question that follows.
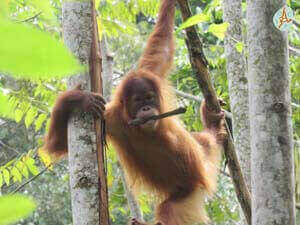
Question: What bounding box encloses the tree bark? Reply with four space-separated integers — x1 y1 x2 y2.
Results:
223 1 250 224
247 1 295 224
223 0 251 191
100 36 114 102
62 1 101 224
119 163 143 220
177 0 251 224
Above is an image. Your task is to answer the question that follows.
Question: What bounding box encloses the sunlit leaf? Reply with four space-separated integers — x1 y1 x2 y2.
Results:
11 167 22 183
35 113 47 131
2 169 10 185
95 0 100 9
14 109 24 123
24 157 39 175
0 194 36 225
16 161 29 179
101 18 137 37
0 92 14 119
97 17 103 40
235 42 244 53
177 13 209 32
24 108 38 128
208 22 229 40
29 0 55 21
38 148 53 169
0 19 83 79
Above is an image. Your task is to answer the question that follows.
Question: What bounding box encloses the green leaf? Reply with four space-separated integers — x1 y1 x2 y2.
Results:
0 18 83 79
14 109 24 123
235 41 244 53
2 169 10 186
11 167 22 183
101 18 137 37
208 22 229 40
177 13 209 32
0 93 14 119
30 0 55 21
35 113 48 131
24 157 39 175
16 161 29 179
24 108 38 128
0 194 36 225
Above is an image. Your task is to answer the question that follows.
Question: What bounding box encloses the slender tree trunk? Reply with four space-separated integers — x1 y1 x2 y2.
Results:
62 1 101 224
247 1 295 224
100 36 113 101
100 36 143 221
223 2 250 224
223 0 251 191
119 163 143 220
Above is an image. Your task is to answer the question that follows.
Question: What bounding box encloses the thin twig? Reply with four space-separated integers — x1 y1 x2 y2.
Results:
11 165 50 194
174 89 202 103
220 169 231 178
0 140 20 154
19 12 42 23
128 107 186 126
174 89 233 120
289 46 300 56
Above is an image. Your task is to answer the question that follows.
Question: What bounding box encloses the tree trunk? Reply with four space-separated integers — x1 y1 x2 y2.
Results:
177 0 251 223
223 1 250 224
100 36 113 101
62 2 101 224
119 163 143 220
223 0 251 192
100 36 143 221
247 1 295 224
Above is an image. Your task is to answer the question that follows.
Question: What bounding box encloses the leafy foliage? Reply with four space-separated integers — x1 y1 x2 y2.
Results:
0 92 15 119
0 150 39 188
208 22 229 40
176 13 209 32
0 19 82 80
0 194 36 225
235 42 244 53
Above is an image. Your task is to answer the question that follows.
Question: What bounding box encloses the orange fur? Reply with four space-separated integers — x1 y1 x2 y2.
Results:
44 0 226 224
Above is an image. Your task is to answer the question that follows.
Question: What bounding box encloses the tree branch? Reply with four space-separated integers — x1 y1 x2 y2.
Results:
90 1 110 224
11 165 50 194
292 102 300 109
18 12 42 23
128 107 186 126
177 0 251 224
174 89 232 120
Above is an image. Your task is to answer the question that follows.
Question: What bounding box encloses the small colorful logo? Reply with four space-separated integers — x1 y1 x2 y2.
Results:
273 6 294 31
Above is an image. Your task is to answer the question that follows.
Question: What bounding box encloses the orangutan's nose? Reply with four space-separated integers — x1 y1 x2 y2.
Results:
141 106 151 112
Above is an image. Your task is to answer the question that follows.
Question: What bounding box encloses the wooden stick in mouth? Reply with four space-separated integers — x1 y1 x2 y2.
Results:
128 107 187 126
